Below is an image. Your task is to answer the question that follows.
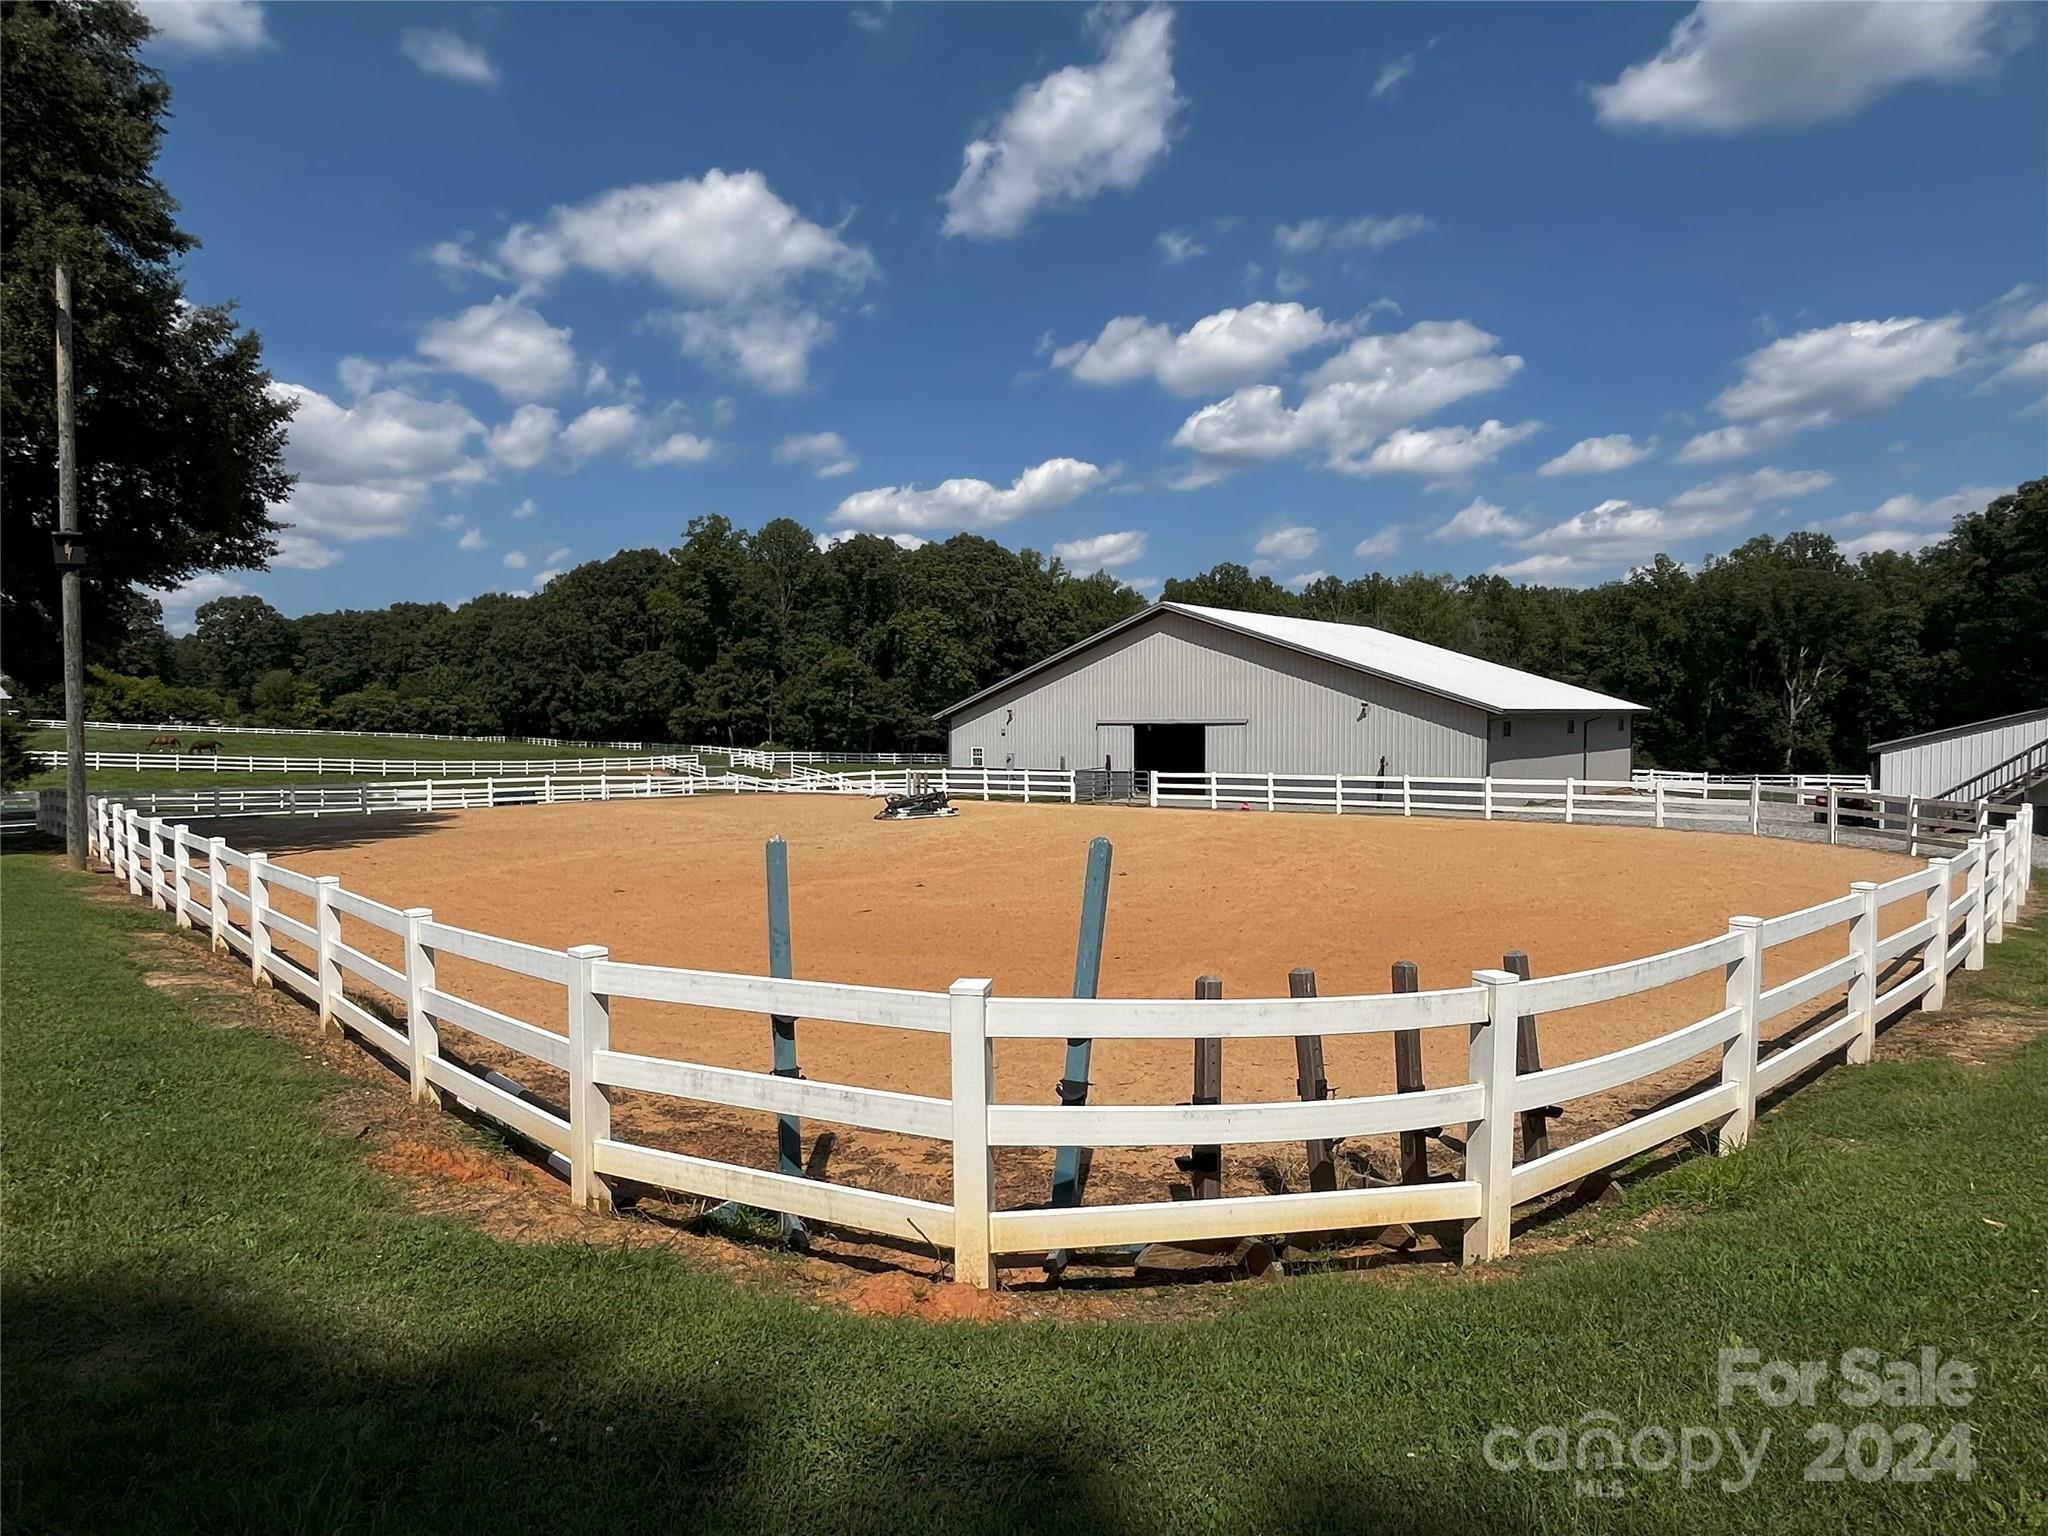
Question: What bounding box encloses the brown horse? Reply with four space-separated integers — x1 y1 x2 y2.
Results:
185 738 222 755
146 733 181 749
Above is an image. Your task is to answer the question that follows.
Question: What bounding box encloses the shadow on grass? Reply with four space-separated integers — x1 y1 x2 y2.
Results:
2 1273 1143 1536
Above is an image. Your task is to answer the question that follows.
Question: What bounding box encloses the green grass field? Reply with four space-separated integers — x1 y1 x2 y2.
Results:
3 849 2044 1534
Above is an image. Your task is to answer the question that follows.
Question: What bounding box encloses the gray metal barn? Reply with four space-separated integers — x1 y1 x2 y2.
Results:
1870 707 2048 802
942 602 1646 779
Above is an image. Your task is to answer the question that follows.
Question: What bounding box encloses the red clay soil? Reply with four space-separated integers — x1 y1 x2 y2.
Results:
239 797 1919 1216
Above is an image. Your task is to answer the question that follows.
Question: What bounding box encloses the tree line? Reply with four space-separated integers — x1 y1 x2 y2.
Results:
25 481 2045 772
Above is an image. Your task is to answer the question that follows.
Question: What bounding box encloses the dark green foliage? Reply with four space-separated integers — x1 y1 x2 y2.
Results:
0 0 294 692
0 713 32 787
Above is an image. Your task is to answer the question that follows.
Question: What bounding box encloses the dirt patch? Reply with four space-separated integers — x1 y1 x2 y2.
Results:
841 1269 1018 1322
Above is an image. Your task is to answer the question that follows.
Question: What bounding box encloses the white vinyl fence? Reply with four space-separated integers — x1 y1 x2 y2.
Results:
1632 769 1872 793
63 777 2035 1288
32 749 701 779
28 718 653 749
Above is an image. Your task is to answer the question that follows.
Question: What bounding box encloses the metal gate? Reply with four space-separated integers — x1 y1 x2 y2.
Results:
1073 769 1137 803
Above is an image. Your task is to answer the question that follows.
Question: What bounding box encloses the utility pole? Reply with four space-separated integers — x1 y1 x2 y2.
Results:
54 263 88 869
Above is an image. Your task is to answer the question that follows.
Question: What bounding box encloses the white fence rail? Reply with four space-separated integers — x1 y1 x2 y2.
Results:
64 774 2036 1288
1632 769 1872 793
31 748 701 779
27 718 653 749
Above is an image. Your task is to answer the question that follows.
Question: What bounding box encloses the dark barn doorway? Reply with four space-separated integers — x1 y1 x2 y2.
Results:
1132 722 1206 777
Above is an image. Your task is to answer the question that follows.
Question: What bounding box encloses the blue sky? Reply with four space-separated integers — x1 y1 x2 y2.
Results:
136 1 2046 627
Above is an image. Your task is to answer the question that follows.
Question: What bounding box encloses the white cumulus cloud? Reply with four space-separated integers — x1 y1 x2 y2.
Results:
660 305 831 394
416 298 576 401
1052 529 1149 572
831 458 1110 534
1537 433 1657 477
559 403 641 461
137 0 269 53
1252 524 1321 564
1677 315 1968 461
1156 230 1207 265
487 405 560 471
1592 1 2020 132
1273 213 1432 254
636 431 717 467
1432 497 1530 541
773 431 859 478
1052 302 1341 396
942 6 1182 240
399 28 499 86
1352 419 1542 483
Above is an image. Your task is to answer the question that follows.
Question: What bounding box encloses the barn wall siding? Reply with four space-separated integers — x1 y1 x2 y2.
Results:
1488 713 1634 781
1873 710 2048 798
946 611 1492 775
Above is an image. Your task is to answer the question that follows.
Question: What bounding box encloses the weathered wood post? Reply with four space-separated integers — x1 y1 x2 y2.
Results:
1847 881 1879 1064
1465 968 1521 1264
247 853 272 986
1924 858 1952 1013
1189 975 1223 1201
948 978 996 1289
1288 967 1336 1194
1045 837 1115 1278
314 876 343 1031
1502 950 1559 1161
171 825 193 928
1720 916 1763 1150
1391 960 1431 1185
403 907 438 1105
567 943 613 1212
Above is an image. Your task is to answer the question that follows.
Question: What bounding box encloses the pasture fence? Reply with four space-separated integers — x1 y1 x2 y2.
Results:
61 772 2036 1289
1630 769 1872 794
27 718 652 749
31 749 702 779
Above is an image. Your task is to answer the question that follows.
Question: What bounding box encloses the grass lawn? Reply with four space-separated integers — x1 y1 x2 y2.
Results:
3 849 2044 1534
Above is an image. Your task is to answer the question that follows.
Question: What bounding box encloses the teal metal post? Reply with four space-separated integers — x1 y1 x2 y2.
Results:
1045 838 1113 1276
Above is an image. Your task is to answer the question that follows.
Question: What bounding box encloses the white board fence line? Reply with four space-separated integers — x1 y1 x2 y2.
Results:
69 786 2035 1288
27 718 654 748
1631 769 1872 793
31 749 703 779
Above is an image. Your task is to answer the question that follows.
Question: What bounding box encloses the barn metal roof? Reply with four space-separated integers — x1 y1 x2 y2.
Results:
940 602 1647 719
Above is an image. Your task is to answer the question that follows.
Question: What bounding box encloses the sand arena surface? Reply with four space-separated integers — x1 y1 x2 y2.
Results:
241 797 1920 1209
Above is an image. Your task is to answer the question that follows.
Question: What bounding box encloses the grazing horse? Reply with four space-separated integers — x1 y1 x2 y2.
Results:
147 733 181 749
185 738 222 755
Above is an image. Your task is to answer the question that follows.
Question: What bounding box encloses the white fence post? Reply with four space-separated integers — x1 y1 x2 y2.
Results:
171 825 193 928
1720 916 1764 1149
567 943 613 1212
1483 776 1494 821
145 817 167 910
403 908 438 1106
1924 858 1952 1013
948 978 996 1289
2003 818 2025 924
1564 778 1574 824
314 876 343 1030
1147 773 1159 809
207 837 228 952
1654 780 1665 829
1847 880 1879 1064
1965 837 1988 971
1906 795 1919 858
1986 827 2007 946
248 853 273 987
1749 780 1761 836
1463 967 1520 1265
1826 788 1839 845
108 803 126 882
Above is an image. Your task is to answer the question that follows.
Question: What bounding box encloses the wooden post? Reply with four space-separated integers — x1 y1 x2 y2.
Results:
1391 960 1431 1184
171 824 193 928
1288 967 1336 1194
1847 881 1879 1064
314 876 343 1031
247 853 272 987
949 978 995 1289
1654 779 1665 828
1564 778 1574 824
403 907 438 1105
1924 858 1952 1012
1046 838 1115 1276
1907 795 1920 858
1189 975 1223 1200
1502 950 1558 1161
567 944 613 1212
1749 779 1761 836
1720 917 1763 1150
207 837 228 952
1827 787 1840 845
1464 968 1520 1264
